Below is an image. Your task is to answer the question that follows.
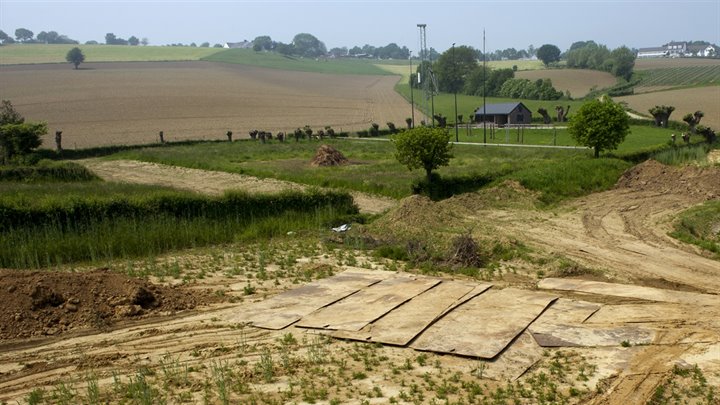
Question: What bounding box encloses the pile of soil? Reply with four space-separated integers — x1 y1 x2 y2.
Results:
311 144 348 167
371 194 462 240
616 160 720 200
0 268 214 341
445 180 539 211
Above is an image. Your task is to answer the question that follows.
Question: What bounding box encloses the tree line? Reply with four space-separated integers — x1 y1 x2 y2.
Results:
0 28 78 45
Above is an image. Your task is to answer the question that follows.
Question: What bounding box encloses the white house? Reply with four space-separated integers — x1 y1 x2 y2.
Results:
637 47 668 58
223 41 253 49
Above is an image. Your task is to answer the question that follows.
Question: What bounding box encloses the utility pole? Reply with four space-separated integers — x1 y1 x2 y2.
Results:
417 23 430 126
452 43 458 142
483 29 487 144
409 51 415 128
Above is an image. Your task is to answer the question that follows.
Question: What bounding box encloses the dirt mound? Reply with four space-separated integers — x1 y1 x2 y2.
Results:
371 194 463 241
0 268 214 341
444 180 539 211
311 144 349 167
616 160 720 201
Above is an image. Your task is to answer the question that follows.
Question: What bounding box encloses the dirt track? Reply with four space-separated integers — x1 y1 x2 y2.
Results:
80 159 397 215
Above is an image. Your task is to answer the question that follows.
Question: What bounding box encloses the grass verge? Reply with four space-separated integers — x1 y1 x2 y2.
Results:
670 200 720 258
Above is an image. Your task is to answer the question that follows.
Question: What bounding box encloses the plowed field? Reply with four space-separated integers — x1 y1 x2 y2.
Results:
617 86 720 129
0 61 419 149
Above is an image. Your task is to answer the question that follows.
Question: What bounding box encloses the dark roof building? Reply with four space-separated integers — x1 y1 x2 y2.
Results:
474 102 532 126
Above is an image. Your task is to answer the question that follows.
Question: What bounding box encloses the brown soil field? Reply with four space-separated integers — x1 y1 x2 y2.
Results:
0 161 719 403
515 68 617 98
635 57 720 70
0 61 420 149
616 86 720 129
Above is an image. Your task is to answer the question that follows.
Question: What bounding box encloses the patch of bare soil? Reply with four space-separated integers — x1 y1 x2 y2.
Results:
80 159 397 215
310 144 348 167
0 268 214 341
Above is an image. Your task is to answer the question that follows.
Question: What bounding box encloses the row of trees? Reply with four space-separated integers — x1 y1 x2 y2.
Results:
104 33 145 46
412 45 564 100
565 41 635 80
252 34 414 60
0 28 77 45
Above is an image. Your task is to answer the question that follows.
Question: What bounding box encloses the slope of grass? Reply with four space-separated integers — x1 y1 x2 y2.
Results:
0 44 222 64
203 49 392 75
670 200 720 258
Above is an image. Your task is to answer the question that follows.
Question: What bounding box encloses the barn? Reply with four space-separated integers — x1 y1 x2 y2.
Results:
474 102 532 126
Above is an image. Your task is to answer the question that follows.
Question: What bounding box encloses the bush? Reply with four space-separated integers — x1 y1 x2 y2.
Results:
0 160 99 182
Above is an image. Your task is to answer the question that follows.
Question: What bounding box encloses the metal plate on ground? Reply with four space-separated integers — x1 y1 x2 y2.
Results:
295 275 441 332
411 288 557 359
480 331 543 381
586 303 718 324
225 269 390 330
332 281 492 346
538 278 719 306
531 323 656 347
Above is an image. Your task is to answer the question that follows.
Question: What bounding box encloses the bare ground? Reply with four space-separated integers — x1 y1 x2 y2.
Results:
1 160 718 403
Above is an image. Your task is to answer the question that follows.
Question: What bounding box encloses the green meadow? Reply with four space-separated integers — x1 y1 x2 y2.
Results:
0 44 222 64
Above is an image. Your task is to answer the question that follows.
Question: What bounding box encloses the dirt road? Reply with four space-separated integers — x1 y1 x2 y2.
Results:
80 159 397 215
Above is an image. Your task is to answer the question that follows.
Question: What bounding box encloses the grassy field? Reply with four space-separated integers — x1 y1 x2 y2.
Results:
486 59 545 70
515 69 617 98
617 86 720 130
109 137 635 205
0 44 222 64
203 49 392 75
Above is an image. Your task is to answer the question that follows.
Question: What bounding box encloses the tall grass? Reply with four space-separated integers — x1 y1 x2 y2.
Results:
0 184 356 268
652 144 710 166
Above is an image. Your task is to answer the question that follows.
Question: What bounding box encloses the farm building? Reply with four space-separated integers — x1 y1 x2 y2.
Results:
637 47 669 58
637 41 719 58
223 41 253 49
474 102 532 126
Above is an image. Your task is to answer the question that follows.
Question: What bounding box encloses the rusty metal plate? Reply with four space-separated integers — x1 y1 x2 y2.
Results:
538 278 719 306
332 281 492 346
225 269 390 329
295 275 441 331
411 288 557 359
586 303 718 324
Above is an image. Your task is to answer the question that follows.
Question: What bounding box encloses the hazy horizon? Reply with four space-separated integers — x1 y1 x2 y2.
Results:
1 1 719 54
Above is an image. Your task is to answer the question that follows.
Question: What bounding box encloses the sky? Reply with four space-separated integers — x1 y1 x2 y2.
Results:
1 0 719 53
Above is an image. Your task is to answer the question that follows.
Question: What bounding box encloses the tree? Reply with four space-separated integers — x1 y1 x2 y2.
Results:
141 37 149 46
128 36 140 46
15 28 34 42
683 111 704 133
568 97 629 157
536 44 561 66
648 105 675 128
0 100 46 164
253 35 273 51
292 33 326 57
105 33 117 45
608 46 636 81
0 30 8 44
433 45 478 93
393 126 453 181
65 47 85 69
200 42 210 48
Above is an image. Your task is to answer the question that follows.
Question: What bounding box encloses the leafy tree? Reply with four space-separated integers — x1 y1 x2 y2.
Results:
536 44 561 66
527 44 536 57
608 46 635 80
0 30 8 44
349 46 362 56
393 126 453 181
65 47 85 69
200 42 210 48
141 37 149 46
499 78 562 100
433 45 478 93
105 33 128 45
15 28 34 42
0 100 46 164
683 111 704 133
568 97 629 157
648 105 675 128
253 35 273 51
292 33 326 57
85 40 99 45
128 36 140 46
275 42 294 56
329 46 348 57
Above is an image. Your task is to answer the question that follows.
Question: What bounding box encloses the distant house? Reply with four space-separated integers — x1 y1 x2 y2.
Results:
474 102 532 126
637 41 719 58
223 41 253 49
637 47 668 58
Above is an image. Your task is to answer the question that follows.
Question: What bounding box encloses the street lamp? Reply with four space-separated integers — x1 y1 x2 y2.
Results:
452 43 459 142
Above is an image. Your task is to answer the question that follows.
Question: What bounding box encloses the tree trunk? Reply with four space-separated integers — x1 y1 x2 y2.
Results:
594 146 600 158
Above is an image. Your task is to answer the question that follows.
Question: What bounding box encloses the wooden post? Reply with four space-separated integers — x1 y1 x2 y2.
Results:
54 130 63 152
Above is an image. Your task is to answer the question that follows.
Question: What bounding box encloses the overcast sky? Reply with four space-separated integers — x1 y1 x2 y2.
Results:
1 1 719 53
